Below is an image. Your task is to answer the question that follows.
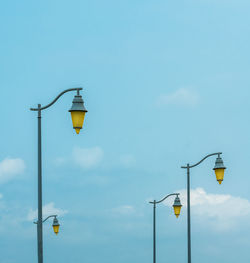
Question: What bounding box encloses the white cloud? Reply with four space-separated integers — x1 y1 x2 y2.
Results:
120 154 136 168
0 158 25 183
164 188 250 231
72 146 104 169
157 88 199 107
27 202 68 221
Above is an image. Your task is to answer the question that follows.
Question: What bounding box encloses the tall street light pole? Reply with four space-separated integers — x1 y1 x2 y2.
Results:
149 193 182 263
181 152 226 263
30 88 87 263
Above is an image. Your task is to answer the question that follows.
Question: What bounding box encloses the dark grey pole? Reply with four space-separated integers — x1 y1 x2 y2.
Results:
30 88 85 263
181 152 224 263
153 200 156 263
37 104 43 263
149 193 180 263
187 164 191 263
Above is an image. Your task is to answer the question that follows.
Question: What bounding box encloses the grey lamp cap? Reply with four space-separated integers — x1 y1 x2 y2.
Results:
173 195 182 207
69 94 87 112
52 217 60 227
213 156 226 170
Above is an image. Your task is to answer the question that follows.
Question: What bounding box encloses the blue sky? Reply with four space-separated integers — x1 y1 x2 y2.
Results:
1 0 250 262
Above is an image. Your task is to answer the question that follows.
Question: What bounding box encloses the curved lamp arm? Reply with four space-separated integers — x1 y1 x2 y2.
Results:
42 215 57 223
34 215 57 224
149 193 180 204
30 88 83 111
181 152 222 169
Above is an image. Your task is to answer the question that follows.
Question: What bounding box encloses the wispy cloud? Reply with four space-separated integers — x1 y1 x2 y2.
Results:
164 188 250 231
27 202 68 221
0 158 25 183
156 88 199 107
72 146 104 169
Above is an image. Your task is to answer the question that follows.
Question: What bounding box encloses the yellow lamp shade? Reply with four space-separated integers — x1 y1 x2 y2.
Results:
53 224 60 235
173 205 182 218
70 111 86 134
173 195 182 218
214 168 225 185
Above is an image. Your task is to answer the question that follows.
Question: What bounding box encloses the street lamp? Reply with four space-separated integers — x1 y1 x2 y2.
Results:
52 216 60 235
173 195 182 218
69 90 88 134
181 152 226 263
34 215 60 235
149 193 182 263
213 154 226 184
30 88 87 263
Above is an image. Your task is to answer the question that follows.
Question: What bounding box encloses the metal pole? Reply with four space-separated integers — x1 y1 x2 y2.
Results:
37 104 43 263
30 89 86 262
181 153 224 263
153 201 156 263
187 164 191 263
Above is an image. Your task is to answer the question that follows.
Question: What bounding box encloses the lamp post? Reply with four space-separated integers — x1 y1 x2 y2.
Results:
181 152 226 263
30 88 87 263
149 193 182 263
